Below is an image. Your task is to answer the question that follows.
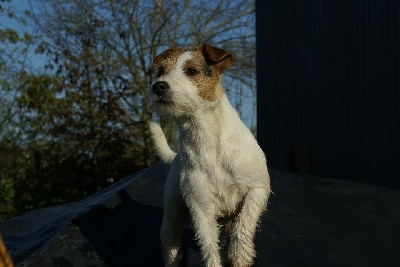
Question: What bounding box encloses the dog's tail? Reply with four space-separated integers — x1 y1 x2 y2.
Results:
149 121 177 164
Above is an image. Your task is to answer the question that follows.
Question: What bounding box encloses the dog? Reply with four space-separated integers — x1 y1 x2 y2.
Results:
149 44 271 267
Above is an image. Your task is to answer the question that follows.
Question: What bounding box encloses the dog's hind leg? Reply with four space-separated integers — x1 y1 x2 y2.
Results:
161 169 188 267
227 187 270 267
161 193 188 267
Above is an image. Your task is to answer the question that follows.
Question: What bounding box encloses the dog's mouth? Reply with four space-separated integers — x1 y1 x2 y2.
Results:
156 99 173 105
153 96 173 105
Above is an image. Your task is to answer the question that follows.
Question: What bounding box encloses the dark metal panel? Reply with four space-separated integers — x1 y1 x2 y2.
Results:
256 0 400 188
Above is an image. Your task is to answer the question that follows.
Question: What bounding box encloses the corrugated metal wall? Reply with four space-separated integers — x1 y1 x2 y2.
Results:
256 0 400 188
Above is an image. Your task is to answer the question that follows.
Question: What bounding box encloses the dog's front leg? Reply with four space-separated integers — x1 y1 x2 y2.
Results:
189 203 222 267
227 187 270 267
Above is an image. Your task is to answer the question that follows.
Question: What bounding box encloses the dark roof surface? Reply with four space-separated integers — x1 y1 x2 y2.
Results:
1 162 399 267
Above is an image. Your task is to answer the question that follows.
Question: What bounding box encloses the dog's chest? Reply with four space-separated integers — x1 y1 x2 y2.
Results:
179 136 245 214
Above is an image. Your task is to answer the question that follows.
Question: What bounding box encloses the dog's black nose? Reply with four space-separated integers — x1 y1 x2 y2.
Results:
152 81 169 96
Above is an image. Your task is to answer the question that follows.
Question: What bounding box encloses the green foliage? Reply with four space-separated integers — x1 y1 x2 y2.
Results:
0 177 15 220
0 28 19 43
6 71 147 216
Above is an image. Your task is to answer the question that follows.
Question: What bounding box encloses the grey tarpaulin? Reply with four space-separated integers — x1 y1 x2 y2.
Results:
1 162 400 267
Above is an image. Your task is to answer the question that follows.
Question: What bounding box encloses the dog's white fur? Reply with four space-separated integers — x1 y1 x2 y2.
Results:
149 44 271 267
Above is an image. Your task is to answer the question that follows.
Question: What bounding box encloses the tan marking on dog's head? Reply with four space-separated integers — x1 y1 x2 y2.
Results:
153 47 184 77
182 44 234 101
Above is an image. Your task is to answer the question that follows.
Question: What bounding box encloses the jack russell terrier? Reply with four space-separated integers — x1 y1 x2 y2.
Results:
149 44 271 267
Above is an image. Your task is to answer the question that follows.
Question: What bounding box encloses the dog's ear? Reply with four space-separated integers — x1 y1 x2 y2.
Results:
201 44 234 72
153 48 183 69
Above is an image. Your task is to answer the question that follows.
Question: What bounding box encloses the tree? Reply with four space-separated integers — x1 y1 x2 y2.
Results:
0 0 34 219
0 0 256 218
29 0 256 147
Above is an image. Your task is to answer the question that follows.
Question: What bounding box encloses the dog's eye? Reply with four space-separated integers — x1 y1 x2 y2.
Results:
184 68 198 76
157 67 165 77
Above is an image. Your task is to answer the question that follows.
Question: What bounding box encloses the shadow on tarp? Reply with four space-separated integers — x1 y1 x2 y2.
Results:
72 189 163 267
0 163 170 266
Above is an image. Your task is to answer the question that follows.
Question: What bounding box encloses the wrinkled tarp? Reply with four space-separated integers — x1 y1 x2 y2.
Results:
1 162 400 267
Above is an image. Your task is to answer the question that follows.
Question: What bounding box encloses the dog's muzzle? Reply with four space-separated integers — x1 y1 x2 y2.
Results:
152 81 169 96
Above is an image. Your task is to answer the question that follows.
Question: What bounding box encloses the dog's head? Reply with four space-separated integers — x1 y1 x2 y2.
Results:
150 44 234 117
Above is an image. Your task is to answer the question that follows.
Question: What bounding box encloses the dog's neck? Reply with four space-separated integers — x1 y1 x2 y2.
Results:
177 94 238 149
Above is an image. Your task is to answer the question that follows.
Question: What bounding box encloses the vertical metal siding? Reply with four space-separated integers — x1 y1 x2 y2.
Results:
256 0 400 188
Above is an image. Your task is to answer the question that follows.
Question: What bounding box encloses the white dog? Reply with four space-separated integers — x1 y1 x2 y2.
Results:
149 44 271 267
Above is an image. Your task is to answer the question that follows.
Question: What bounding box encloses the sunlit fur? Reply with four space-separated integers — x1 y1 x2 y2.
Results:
149 44 271 267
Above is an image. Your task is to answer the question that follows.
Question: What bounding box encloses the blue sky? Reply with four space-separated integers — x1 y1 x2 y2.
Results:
0 0 48 72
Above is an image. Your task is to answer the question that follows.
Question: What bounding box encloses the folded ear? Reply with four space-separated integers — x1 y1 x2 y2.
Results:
201 44 234 72
153 48 183 69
